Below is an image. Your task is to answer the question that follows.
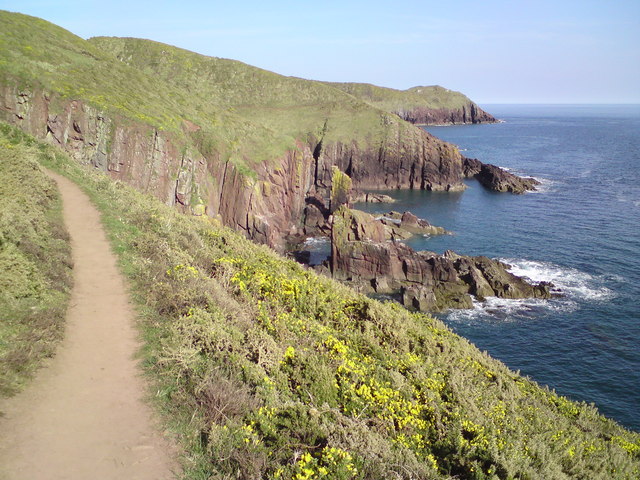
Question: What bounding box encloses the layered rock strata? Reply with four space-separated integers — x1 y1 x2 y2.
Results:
0 83 538 254
0 86 469 251
395 102 496 126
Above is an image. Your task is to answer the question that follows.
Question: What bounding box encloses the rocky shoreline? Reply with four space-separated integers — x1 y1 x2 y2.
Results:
292 168 555 312
329 207 556 312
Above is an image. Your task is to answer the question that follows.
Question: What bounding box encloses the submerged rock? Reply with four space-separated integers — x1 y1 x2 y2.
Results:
351 191 396 203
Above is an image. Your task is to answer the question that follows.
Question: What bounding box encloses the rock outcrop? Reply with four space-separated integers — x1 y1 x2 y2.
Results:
463 157 540 194
375 211 448 239
328 83 497 126
302 186 447 240
330 207 554 311
395 102 496 126
311 128 466 193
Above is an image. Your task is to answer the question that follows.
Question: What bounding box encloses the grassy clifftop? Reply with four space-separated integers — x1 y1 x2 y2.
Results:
0 11 416 169
329 83 495 123
88 36 413 153
329 83 470 110
0 11 297 166
6 122 637 479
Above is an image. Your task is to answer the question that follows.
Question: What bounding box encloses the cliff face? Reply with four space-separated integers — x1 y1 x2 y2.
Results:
395 102 496 125
0 85 465 251
329 83 497 125
0 85 312 250
313 129 464 192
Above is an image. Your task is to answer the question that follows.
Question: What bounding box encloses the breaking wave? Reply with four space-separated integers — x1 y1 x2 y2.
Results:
445 258 615 324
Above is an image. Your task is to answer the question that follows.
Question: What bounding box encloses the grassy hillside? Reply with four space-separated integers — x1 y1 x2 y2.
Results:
88 36 413 153
329 83 488 118
5 122 637 479
0 11 416 171
0 124 72 396
0 11 299 166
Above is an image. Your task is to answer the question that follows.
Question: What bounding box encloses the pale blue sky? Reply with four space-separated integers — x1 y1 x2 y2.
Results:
2 0 639 103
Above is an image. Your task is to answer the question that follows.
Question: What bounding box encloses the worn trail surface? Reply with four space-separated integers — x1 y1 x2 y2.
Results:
0 171 178 480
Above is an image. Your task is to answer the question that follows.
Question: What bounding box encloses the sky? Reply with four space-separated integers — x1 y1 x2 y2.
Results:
1 0 639 104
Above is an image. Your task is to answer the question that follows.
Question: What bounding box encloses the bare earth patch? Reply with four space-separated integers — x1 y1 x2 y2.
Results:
0 171 179 480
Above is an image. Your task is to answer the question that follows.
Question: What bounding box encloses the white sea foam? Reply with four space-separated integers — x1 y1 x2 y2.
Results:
501 258 614 301
375 215 401 225
302 237 331 266
446 295 578 324
303 236 330 249
445 258 614 324
527 176 558 194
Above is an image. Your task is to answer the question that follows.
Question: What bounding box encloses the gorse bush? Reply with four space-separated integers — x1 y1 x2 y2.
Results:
4 122 638 479
0 124 73 396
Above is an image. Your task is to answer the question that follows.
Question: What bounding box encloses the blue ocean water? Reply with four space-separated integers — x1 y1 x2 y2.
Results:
356 105 640 432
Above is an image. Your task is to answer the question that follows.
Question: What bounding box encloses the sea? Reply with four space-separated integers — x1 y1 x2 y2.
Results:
353 104 640 432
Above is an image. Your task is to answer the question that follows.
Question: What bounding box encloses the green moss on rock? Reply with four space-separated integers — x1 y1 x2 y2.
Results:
330 167 353 213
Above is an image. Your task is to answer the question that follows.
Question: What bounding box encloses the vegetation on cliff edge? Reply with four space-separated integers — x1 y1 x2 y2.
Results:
0 10 428 172
328 83 494 122
0 125 72 396
88 35 421 162
4 123 638 479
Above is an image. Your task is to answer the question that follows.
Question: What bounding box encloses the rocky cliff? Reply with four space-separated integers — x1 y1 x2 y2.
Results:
330 207 555 311
312 128 465 192
0 84 467 251
0 85 318 250
395 102 496 125
329 83 497 125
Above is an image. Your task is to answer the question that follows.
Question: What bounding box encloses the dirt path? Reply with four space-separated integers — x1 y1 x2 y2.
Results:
0 171 179 480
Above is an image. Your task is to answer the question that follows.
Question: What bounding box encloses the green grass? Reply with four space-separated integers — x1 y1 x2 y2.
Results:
0 123 73 396
328 82 484 115
88 36 418 159
0 10 425 175
7 122 637 479
0 11 290 167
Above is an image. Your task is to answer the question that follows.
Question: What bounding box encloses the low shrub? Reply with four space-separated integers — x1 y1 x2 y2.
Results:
0 125 73 396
